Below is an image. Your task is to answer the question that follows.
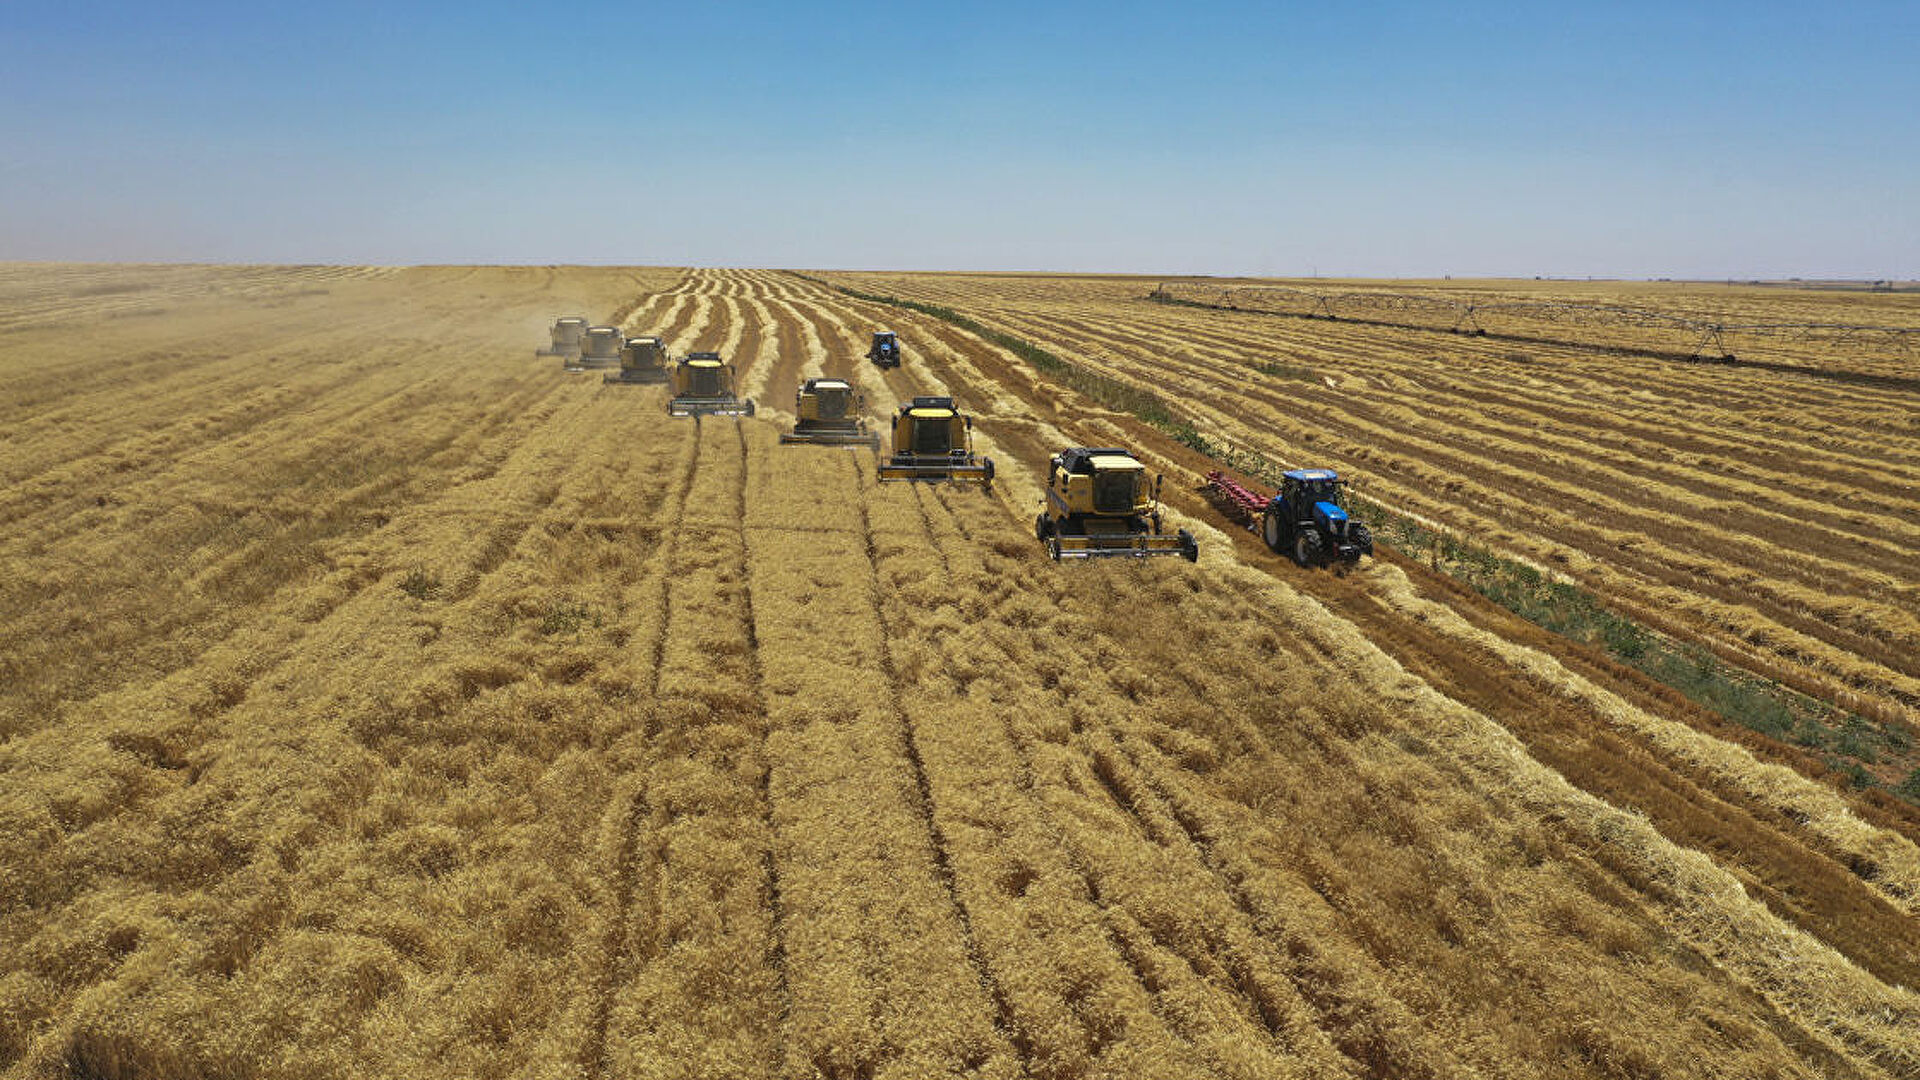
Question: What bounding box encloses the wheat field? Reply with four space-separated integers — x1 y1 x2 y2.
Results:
3 265 1918 1079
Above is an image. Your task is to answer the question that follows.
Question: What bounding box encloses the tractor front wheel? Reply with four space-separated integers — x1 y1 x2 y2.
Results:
1035 512 1052 541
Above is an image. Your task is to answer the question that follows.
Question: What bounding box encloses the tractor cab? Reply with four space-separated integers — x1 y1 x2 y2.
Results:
808 379 854 419
1282 469 1344 508
685 357 723 396
1282 469 1350 527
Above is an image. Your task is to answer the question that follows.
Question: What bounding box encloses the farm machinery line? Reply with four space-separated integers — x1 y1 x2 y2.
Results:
534 316 1227 569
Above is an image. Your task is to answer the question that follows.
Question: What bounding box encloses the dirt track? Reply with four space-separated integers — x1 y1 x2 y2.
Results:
2 266 1917 1080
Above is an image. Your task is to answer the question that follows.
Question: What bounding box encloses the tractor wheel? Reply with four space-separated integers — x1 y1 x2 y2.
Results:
1035 512 1052 541
1178 529 1198 563
1293 527 1323 568
1262 509 1285 553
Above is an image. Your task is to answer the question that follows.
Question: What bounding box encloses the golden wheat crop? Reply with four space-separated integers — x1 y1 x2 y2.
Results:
4 265 1917 1080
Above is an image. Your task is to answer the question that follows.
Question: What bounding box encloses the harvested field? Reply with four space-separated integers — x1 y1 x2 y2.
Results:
3 265 1919 1079
820 273 1920 731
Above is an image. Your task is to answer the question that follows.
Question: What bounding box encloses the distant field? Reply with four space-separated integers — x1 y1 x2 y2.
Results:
3 265 1917 1079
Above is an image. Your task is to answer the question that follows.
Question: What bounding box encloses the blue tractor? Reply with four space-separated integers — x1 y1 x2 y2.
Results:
1261 469 1373 567
867 330 901 369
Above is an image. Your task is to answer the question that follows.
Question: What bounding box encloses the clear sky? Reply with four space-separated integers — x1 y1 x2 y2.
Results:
2 0 1914 277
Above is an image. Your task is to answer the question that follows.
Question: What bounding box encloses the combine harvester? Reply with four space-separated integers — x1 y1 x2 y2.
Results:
779 378 879 448
568 326 625 372
1038 447 1197 562
605 335 669 384
867 330 901 369
877 396 994 486
667 352 756 417
538 316 588 361
1206 468 1372 567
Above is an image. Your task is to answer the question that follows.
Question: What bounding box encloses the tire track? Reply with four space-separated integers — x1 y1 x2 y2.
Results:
845 454 1025 1071
644 424 705 699
579 779 660 1080
734 416 791 1052
577 413 708 1080
741 288 1014 1077
893 466 1362 1078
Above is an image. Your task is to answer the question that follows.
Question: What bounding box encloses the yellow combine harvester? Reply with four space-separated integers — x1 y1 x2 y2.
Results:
538 316 588 360
568 326 625 372
605 335 669 384
877 396 994 486
667 352 755 417
1036 447 1197 561
779 378 879 448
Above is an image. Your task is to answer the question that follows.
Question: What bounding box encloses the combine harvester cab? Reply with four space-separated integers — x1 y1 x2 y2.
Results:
779 378 879 448
1206 467 1372 568
538 316 588 361
1038 447 1197 562
867 330 901 369
667 352 756 417
605 335 669 384
569 326 625 372
877 396 994 486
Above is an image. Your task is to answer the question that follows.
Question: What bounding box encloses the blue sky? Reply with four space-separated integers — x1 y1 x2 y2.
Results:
2 0 1914 276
